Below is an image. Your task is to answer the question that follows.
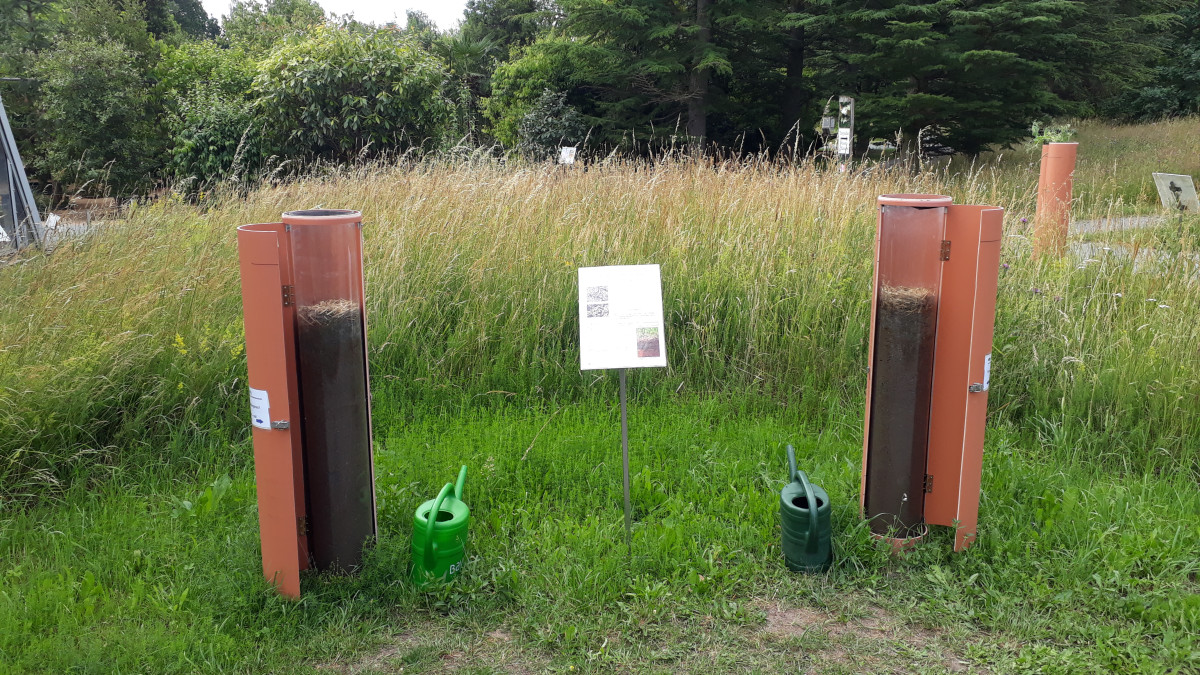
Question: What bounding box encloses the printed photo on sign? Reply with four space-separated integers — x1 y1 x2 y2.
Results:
636 327 660 358
587 303 609 318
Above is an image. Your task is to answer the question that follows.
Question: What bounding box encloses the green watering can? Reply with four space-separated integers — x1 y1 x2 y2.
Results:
779 445 833 572
411 465 470 586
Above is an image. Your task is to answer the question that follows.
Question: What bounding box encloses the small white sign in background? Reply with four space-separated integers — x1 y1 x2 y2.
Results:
559 146 577 165
836 128 851 155
1152 172 1199 212
578 264 667 371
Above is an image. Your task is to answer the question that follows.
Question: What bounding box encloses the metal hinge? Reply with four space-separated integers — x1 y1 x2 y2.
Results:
284 224 292 232
923 474 934 493
940 240 951 261
270 420 290 430
297 516 308 537
969 383 985 393
282 285 294 306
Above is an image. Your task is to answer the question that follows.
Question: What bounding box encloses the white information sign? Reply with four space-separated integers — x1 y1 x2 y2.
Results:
249 387 271 430
836 128 851 155
559 146 577 165
578 264 668 371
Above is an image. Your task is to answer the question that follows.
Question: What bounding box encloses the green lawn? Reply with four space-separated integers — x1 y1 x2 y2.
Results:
3 396 1197 673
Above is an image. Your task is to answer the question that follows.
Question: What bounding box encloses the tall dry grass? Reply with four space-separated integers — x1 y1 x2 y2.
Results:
2 141 1197 500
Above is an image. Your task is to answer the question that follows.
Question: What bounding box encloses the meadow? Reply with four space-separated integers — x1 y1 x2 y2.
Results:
0 119 1198 673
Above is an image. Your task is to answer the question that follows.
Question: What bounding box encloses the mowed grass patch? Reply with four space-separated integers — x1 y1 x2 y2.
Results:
2 399 1197 673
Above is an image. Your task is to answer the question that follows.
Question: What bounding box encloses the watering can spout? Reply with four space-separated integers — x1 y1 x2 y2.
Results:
454 465 467 501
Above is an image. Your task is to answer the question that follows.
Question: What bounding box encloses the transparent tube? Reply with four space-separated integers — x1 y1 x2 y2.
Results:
285 209 375 572
865 201 946 536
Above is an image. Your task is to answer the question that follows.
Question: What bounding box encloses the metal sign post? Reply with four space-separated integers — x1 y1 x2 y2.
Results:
578 264 668 560
619 368 632 555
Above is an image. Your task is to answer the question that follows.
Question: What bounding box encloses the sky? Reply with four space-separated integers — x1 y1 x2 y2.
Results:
199 0 471 30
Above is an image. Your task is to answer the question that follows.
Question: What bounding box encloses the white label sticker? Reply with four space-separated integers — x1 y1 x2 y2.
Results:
983 354 992 391
249 388 271 430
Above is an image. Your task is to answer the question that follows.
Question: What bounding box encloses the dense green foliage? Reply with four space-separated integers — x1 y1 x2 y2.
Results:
34 37 161 190
1 0 1199 195
255 26 456 159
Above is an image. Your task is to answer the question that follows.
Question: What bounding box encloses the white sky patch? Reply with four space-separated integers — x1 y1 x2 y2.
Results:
201 0 470 29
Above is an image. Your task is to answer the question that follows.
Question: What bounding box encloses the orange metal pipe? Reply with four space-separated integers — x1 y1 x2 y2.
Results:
1034 142 1077 258
237 208 374 596
237 222 307 598
925 205 1004 551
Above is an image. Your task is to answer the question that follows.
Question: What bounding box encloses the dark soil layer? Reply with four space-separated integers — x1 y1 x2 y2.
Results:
864 286 938 537
296 299 375 572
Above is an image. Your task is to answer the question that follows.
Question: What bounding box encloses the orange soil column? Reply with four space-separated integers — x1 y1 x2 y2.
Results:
861 195 950 544
1034 142 1077 258
282 209 377 573
237 223 309 598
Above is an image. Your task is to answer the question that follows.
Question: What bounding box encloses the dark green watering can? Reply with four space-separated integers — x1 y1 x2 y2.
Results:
411 465 470 587
779 445 833 572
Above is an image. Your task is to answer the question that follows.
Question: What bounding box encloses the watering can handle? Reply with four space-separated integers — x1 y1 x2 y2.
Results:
786 445 819 556
454 465 467 501
424 481 455 570
796 470 820 555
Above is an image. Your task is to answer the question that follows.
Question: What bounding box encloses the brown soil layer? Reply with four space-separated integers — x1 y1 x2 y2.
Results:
865 286 938 536
296 299 375 572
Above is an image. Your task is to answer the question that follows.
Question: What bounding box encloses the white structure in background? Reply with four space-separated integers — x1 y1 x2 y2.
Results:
0 92 42 249
558 146 577 165
836 95 855 171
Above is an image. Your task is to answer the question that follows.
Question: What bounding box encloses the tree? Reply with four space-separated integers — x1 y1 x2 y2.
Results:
484 34 596 147
1122 2 1200 119
556 0 733 144
222 0 325 53
1039 0 1183 116
254 25 455 159
461 0 551 62
35 36 159 192
810 0 1074 155
171 0 218 38
517 88 588 158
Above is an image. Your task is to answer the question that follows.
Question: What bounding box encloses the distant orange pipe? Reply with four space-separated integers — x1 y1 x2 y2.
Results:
1034 142 1077 258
